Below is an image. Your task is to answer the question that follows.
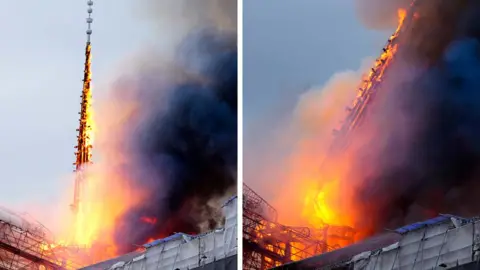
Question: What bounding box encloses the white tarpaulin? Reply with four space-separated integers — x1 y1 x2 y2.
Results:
351 216 478 269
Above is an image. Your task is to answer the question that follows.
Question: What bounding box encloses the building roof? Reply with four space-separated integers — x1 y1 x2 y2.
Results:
276 231 402 269
273 214 472 269
81 250 144 270
394 214 458 234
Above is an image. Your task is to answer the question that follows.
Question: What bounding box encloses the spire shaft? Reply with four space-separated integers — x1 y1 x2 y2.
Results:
71 0 94 214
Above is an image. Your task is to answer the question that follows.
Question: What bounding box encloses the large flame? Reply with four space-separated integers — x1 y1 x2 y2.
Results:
73 42 95 248
62 43 142 264
71 42 96 248
70 90 144 262
299 8 408 240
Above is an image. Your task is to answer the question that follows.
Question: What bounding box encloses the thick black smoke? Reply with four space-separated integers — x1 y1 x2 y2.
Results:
112 28 237 253
348 0 480 236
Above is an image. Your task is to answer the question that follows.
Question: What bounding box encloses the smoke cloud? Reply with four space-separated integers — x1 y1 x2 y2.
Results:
114 34 236 253
84 0 237 254
346 0 480 236
354 0 411 29
136 0 237 58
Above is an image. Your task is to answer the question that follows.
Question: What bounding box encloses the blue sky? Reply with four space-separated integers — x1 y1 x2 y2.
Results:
0 0 150 209
243 0 391 196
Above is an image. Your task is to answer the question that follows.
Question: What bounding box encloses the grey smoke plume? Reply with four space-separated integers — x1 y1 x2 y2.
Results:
136 0 237 57
91 0 237 254
354 0 411 29
112 31 237 253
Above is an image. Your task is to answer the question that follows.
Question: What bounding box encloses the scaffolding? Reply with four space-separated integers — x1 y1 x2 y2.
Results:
0 208 82 270
243 184 355 270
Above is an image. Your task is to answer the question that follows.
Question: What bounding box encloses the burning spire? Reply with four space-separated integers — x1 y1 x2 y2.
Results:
327 7 408 154
71 0 94 216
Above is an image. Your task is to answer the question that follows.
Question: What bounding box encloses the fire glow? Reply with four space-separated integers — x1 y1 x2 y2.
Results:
298 8 408 242
141 216 158 225
62 42 144 263
67 91 144 262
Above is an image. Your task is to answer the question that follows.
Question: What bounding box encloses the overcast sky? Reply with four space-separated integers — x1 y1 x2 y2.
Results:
243 1 391 194
0 1 150 212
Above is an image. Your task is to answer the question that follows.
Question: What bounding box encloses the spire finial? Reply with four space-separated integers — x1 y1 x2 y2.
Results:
86 0 93 42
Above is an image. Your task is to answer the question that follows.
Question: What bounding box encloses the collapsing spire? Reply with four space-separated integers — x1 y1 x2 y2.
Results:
71 0 94 214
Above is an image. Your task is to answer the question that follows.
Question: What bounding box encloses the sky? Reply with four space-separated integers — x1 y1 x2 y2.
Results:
0 1 151 214
243 1 390 197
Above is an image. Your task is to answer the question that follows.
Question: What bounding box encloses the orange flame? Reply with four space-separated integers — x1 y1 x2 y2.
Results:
54 44 146 264
145 238 155 244
396 9 407 32
73 42 95 249
68 95 145 262
296 8 409 241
